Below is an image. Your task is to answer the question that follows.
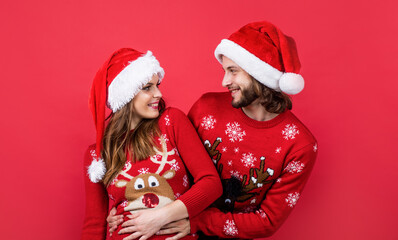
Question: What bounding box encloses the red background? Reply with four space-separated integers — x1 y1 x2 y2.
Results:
1 0 397 239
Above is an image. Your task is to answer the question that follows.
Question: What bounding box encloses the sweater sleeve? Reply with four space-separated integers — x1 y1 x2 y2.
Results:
81 146 109 240
168 108 222 218
190 143 317 238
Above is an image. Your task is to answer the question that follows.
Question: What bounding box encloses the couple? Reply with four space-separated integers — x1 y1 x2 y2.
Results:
82 21 318 240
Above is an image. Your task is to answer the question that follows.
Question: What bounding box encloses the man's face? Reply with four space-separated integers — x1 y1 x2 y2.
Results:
221 56 259 108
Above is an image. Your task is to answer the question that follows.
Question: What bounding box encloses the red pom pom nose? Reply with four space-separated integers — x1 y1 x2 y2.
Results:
142 193 159 208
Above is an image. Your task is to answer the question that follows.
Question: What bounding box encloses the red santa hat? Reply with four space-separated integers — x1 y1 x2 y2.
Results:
87 48 164 182
214 21 304 95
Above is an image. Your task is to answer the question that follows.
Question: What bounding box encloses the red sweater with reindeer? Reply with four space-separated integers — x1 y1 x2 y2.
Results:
82 107 222 240
187 92 318 239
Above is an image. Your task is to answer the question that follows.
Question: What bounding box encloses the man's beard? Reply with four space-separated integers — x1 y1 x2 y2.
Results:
231 84 259 108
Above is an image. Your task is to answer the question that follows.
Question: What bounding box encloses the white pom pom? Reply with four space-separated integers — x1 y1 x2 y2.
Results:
88 158 106 183
279 73 305 95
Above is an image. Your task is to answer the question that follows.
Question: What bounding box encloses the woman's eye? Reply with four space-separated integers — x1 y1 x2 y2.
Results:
142 86 150 91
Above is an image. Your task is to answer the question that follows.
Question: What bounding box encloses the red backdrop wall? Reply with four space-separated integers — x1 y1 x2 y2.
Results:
1 0 397 239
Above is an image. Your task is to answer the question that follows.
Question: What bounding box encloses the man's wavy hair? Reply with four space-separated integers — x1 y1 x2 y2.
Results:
251 77 292 113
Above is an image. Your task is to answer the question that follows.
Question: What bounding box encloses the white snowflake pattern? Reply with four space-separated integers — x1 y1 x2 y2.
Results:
223 219 238 236
234 147 240 153
121 200 129 207
282 124 299 140
286 192 300 208
174 193 181 199
225 122 246 142
241 153 257 168
90 149 97 158
241 205 257 213
183 175 189 187
164 115 170 126
222 147 228 152
275 147 282 154
169 162 180 171
256 209 267 219
138 168 149 174
227 160 233 167
313 143 318 152
230 170 243 180
284 161 305 174
250 198 257 204
201 115 217 130
276 178 282 183
152 154 162 162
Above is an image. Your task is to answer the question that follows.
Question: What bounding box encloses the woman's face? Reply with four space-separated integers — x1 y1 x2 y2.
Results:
130 74 162 128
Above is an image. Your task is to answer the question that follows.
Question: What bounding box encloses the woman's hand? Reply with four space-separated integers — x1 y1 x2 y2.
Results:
118 208 168 240
107 207 124 236
157 218 191 240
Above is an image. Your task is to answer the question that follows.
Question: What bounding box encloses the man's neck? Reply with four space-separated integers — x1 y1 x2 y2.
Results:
241 99 279 121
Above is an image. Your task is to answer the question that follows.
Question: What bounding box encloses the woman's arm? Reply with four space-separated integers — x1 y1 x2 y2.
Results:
170 108 222 218
82 146 109 240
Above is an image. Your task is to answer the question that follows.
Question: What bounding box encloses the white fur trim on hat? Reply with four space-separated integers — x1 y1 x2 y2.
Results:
215 39 282 91
279 73 304 95
88 158 106 183
107 51 165 112
215 39 304 95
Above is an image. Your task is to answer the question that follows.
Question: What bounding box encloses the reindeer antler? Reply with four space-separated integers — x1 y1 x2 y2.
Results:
238 157 274 202
204 138 222 165
150 135 176 174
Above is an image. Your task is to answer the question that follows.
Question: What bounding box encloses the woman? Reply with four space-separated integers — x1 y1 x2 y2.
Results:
82 48 222 240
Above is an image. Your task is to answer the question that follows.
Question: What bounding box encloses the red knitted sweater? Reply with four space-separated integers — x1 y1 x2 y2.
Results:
82 107 222 240
188 92 317 239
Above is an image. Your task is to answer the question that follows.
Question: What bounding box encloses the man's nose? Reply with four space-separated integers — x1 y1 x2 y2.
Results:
222 73 231 87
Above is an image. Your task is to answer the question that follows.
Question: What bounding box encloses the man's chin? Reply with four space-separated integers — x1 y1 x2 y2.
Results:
231 98 257 109
231 100 243 108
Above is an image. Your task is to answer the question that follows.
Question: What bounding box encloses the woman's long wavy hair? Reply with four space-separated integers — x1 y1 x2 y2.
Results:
101 98 166 186
251 77 292 113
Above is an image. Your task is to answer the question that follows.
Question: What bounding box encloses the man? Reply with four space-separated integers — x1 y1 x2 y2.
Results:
108 21 317 239
182 21 317 239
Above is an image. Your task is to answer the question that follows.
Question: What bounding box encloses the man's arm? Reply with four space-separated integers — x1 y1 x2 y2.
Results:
190 143 317 238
